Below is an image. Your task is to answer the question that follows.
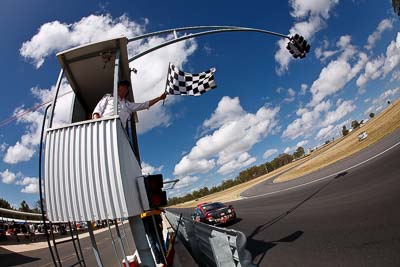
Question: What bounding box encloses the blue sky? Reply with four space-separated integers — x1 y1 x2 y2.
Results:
1 0 400 208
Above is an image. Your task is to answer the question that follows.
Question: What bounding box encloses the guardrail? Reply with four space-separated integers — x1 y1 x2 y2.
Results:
164 210 254 267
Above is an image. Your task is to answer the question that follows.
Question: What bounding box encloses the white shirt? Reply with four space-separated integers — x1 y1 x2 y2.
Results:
93 94 149 126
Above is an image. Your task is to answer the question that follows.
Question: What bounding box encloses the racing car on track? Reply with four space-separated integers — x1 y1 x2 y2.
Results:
191 202 236 225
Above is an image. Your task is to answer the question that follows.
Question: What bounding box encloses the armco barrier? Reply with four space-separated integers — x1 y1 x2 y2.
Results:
165 210 254 267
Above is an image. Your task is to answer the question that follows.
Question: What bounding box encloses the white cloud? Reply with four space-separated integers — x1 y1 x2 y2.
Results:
16 177 39 194
3 82 73 164
284 146 293 153
263 148 278 160
284 88 296 102
309 37 367 105
357 32 400 88
300 83 308 95
296 140 308 147
365 19 394 50
217 152 256 175
174 176 200 190
275 0 339 74
367 87 400 115
174 96 279 177
323 100 356 126
0 169 17 184
20 14 146 68
282 100 331 139
141 161 163 175
316 124 336 141
391 70 400 82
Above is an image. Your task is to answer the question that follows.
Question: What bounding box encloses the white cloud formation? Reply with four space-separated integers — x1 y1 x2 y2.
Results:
263 148 278 160
174 96 279 177
296 140 308 147
316 124 336 141
0 169 17 184
217 152 256 175
299 83 308 95
0 169 39 193
174 176 200 190
275 0 339 74
364 87 400 115
357 32 400 88
16 177 39 194
20 14 146 68
284 88 297 103
309 36 368 105
282 100 331 139
3 82 73 164
141 161 163 175
323 100 356 126
365 19 394 50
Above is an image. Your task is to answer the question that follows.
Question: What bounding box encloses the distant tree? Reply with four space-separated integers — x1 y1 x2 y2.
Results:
19 200 30 212
325 140 330 145
351 120 360 129
293 147 305 159
342 125 349 136
369 112 375 118
0 198 13 210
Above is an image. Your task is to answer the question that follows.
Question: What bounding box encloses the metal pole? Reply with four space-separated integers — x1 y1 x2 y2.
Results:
128 27 289 63
151 215 167 265
120 219 131 251
48 69 64 128
128 215 156 267
87 221 104 267
38 104 58 266
113 49 121 116
115 220 130 267
107 220 121 267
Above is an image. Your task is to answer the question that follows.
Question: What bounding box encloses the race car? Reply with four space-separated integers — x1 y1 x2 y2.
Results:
191 202 236 225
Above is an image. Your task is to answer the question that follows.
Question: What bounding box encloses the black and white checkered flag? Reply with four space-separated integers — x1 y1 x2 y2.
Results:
165 63 217 96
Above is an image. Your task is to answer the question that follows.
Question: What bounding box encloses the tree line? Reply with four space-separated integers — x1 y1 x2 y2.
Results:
0 198 42 220
167 147 306 206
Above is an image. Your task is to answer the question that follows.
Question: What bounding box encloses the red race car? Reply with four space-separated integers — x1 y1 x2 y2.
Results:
192 202 236 225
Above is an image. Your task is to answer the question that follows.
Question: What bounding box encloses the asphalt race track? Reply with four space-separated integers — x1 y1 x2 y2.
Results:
1 223 136 267
172 128 400 267
2 129 399 266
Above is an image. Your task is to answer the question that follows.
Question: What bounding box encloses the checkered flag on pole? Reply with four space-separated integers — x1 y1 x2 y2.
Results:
165 63 217 96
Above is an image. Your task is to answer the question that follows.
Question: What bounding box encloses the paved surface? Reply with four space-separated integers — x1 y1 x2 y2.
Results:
2 129 400 266
172 128 400 266
1 223 136 267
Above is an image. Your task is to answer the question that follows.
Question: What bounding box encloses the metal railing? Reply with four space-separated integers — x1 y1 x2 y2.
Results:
164 210 254 267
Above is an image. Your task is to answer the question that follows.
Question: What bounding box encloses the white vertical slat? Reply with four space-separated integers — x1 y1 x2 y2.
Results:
106 120 122 218
80 124 91 221
93 121 106 220
59 129 68 220
44 131 53 221
69 125 78 221
63 128 73 221
87 123 99 220
98 120 112 219
54 129 62 221
111 121 129 218
75 125 85 221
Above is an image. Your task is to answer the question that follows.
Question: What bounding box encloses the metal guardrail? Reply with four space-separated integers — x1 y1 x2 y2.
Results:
165 210 254 267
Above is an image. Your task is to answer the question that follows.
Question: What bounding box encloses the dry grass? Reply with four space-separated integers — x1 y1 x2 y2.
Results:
275 99 400 182
173 99 400 208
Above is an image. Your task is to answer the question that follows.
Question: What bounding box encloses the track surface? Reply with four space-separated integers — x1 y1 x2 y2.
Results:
2 129 400 266
172 128 400 266
1 223 136 267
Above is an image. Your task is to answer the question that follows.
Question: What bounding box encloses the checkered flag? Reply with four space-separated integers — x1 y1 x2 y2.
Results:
165 63 217 96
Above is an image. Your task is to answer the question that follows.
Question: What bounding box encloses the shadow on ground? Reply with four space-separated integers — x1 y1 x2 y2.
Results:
0 247 41 266
246 171 348 265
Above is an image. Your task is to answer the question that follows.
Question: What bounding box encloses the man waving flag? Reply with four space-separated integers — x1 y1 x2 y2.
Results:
165 63 217 96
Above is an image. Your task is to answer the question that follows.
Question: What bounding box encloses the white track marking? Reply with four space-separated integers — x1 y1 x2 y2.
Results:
242 140 400 199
